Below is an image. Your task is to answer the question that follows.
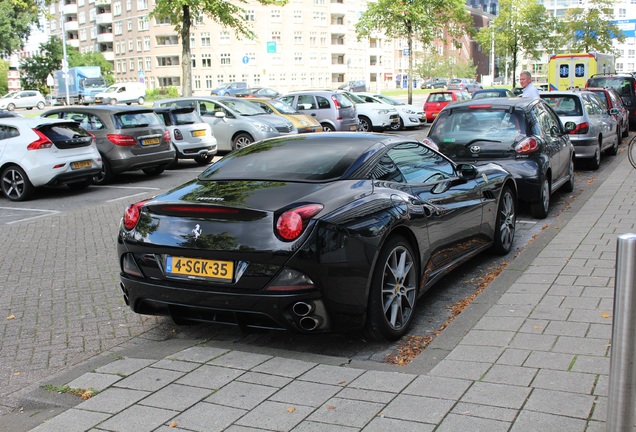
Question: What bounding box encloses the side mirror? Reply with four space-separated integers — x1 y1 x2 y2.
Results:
214 111 226 119
456 163 477 180
609 108 619 116
564 121 576 133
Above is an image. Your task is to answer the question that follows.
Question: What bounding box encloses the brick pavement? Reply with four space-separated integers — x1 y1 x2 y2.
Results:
1 146 635 431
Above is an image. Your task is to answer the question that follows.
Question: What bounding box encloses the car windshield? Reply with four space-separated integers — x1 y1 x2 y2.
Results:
345 92 366 103
429 108 526 143
588 77 633 95
222 99 268 116
113 111 163 129
267 99 298 114
374 95 402 106
540 95 583 116
199 139 362 182
2 92 18 99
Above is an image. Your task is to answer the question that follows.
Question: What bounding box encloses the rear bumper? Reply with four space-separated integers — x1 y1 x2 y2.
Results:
108 149 176 173
568 136 599 159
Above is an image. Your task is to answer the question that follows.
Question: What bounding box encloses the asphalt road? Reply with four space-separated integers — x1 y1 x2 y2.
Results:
0 107 631 417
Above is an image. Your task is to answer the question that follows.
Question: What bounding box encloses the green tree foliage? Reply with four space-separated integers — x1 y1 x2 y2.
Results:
475 0 555 87
19 36 114 93
356 0 471 103
151 0 288 97
415 50 476 80
0 0 41 56
0 59 9 95
559 0 624 55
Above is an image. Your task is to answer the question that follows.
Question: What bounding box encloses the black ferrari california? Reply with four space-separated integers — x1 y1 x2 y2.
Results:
117 133 517 341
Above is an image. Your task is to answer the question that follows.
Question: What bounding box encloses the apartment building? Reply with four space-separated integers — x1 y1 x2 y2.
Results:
46 0 486 95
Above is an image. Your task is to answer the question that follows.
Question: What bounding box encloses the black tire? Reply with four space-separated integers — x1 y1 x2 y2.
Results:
605 130 619 156
137 97 145 105
36 102 45 110
142 166 165 176
588 142 601 170
358 116 372 132
530 177 550 219
1 165 35 201
67 179 92 190
562 157 575 193
92 159 113 185
166 147 179 169
194 154 214 165
321 123 336 132
390 117 404 131
232 133 254 150
365 236 418 341
490 186 516 255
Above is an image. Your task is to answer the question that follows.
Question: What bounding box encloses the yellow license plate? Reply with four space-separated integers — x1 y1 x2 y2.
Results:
166 256 234 281
192 130 206 137
142 137 160 146
71 160 92 169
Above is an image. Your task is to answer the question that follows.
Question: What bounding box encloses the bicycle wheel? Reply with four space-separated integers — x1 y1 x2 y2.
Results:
629 135 636 169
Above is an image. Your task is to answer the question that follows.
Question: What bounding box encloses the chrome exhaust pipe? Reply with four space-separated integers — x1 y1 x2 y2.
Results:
299 316 321 331
292 301 313 317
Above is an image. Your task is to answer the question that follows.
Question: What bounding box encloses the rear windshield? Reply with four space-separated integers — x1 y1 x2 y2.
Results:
113 111 163 129
199 139 362 182
429 108 526 142
38 123 93 148
587 77 634 96
428 93 453 103
169 110 201 125
540 95 583 116
333 94 354 109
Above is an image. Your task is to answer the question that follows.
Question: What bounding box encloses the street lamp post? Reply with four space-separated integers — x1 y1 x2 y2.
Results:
60 1 70 105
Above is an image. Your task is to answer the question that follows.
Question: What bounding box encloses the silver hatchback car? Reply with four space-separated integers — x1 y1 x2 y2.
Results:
154 107 217 166
540 90 620 170
279 90 359 132
154 97 297 151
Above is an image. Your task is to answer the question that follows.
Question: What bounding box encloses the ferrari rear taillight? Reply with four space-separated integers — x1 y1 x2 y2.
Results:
27 130 54 150
108 134 137 146
276 204 324 241
173 129 183 140
515 137 539 154
123 200 149 230
569 122 589 134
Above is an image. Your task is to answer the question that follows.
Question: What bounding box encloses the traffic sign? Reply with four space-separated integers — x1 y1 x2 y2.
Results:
242 56 249 65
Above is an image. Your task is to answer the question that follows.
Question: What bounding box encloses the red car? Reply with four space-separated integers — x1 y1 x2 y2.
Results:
424 90 471 123
584 87 630 138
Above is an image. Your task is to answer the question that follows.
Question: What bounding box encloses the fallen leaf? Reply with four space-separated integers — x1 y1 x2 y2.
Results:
13 372 20 376
532 325 542 329
601 312 612 319
287 406 296 413
6 314 15 320
169 420 178 428
327 405 336 410
337 380 346 385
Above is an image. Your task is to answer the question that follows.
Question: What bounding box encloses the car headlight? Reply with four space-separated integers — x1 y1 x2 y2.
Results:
403 109 416 114
253 122 276 133
375 109 390 114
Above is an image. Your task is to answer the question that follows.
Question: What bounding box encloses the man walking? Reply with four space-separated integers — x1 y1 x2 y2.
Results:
519 70 540 98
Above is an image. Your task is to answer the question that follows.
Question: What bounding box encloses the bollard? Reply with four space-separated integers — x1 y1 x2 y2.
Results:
607 233 636 432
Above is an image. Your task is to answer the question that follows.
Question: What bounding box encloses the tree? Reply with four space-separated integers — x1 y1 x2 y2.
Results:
0 0 41 57
559 0 624 55
355 0 471 104
151 0 287 97
475 0 555 87
415 50 476 80
0 59 9 95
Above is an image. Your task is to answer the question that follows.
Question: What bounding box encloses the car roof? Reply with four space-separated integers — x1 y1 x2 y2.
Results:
0 116 77 127
445 97 538 110
44 105 156 114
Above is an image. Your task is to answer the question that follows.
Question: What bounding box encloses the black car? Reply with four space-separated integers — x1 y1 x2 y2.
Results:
421 78 447 89
472 89 516 99
424 97 575 219
118 133 517 341
586 73 636 129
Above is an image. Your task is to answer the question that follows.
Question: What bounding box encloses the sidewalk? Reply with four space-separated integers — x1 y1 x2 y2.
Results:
8 152 636 432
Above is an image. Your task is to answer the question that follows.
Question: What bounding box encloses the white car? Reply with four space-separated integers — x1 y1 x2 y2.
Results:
357 93 426 130
0 117 101 201
0 90 46 111
154 106 218 166
340 91 399 132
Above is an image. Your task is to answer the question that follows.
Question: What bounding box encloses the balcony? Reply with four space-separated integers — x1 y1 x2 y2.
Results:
64 20 78 31
330 24 347 34
97 33 113 43
67 39 79 48
96 13 112 25
102 51 114 61
62 3 77 15
330 63 347 74
329 1 347 15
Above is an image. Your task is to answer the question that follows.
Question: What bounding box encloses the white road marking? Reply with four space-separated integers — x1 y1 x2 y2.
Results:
107 192 153 203
0 207 60 225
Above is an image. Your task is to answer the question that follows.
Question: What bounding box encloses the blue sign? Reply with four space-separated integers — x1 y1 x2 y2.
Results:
612 19 636 38
403 48 410 56
242 56 249 65
267 41 276 54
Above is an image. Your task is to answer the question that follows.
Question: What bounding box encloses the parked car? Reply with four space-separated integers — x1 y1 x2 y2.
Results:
356 93 426 130
540 90 620 170
154 96 297 151
234 87 280 99
424 97 575 218
95 82 146 105
117 132 517 340
210 82 249 96
340 91 399 132
420 78 447 89
586 73 636 129
153 107 217 166
337 80 367 92
584 86 630 138
246 98 321 134
423 90 471 123
41 106 175 185
447 78 483 93
279 90 359 132
0 117 101 201
472 89 516 99
0 90 46 111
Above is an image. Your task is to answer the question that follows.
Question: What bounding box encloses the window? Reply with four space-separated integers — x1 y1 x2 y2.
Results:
114 21 123 35
157 56 179 66
128 39 133 51
201 32 211 47
79 11 85 24
129 60 135 71
309 32 317 46
137 38 142 51
79 28 87 41
245 9 254 21
156 35 178 45
155 16 170 25
127 19 132 31
294 31 303 44
294 52 303 63
293 10 302 22
137 0 148 10
618 8 626 18
201 53 212 67
144 36 150 50
126 0 131 10
378 143 454 184
220 53 230 65
220 31 230 43
271 9 281 21
145 57 152 70
272 31 281 42
113 1 121 15
138 16 149 31
194 75 201 89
